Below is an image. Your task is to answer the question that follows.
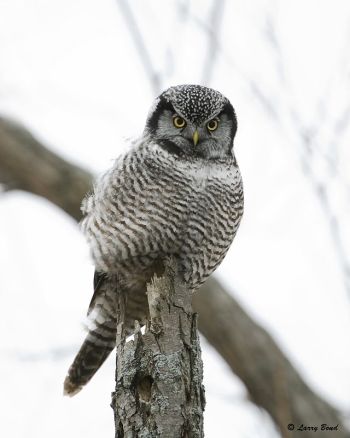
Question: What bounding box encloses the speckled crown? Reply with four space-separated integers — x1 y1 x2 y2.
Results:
162 84 229 125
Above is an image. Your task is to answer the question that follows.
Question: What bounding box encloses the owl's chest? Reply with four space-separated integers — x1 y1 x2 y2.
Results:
172 164 239 241
125 159 238 245
170 164 241 289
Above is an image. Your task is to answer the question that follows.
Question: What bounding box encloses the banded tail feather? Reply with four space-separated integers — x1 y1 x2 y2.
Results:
64 272 117 396
64 272 150 396
64 331 115 396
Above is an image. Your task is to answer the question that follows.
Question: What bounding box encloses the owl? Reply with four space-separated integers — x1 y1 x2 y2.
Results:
64 84 244 396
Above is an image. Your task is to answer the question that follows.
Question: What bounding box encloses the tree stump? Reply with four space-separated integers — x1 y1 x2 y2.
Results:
112 258 205 438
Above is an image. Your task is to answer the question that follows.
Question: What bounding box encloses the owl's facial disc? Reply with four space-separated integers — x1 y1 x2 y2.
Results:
145 85 237 160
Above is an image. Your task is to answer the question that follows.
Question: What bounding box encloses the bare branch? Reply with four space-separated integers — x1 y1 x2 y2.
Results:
116 0 162 95
195 279 350 438
289 111 350 296
252 13 350 296
201 0 226 86
0 117 92 221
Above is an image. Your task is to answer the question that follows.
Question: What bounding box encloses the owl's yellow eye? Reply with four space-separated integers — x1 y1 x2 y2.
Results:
173 116 186 129
207 119 219 131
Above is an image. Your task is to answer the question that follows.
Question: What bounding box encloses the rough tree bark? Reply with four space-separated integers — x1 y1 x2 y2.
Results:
113 258 205 437
1 116 349 437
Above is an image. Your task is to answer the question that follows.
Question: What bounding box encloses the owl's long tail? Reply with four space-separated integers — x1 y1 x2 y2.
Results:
64 272 149 396
63 320 116 396
64 272 118 396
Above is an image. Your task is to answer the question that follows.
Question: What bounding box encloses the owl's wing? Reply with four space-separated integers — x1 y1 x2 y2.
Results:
82 147 186 269
87 270 107 316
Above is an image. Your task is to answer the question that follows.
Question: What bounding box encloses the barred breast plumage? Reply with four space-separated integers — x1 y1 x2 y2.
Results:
64 84 244 396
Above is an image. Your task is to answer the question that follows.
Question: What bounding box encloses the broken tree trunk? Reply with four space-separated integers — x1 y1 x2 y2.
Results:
112 258 205 438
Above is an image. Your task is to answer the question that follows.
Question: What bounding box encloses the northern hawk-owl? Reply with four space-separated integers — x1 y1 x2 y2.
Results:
64 84 244 395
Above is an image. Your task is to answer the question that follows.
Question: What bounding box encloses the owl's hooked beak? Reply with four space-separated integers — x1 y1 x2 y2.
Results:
192 130 199 146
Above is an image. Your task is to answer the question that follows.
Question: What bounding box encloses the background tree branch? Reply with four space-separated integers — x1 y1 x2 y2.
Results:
1 116 349 437
195 280 349 437
116 0 162 95
0 117 91 221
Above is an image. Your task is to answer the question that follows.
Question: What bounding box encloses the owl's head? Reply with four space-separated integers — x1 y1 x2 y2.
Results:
144 84 237 160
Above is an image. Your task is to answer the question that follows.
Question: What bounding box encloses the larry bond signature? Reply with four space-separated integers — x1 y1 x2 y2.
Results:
287 423 339 432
